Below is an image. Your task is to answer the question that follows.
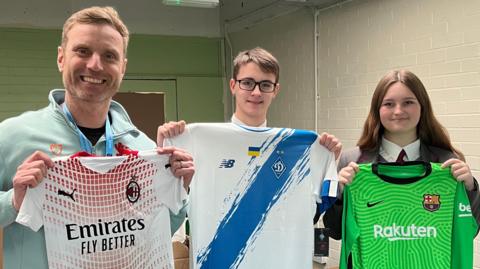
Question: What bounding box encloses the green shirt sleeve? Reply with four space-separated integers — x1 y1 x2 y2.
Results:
340 184 359 269
451 182 478 269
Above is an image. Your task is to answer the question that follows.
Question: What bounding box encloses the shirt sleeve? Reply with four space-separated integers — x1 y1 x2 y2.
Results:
165 124 194 152
16 179 46 232
149 153 187 215
340 184 358 269
163 125 195 214
451 181 478 268
466 177 480 230
310 140 339 214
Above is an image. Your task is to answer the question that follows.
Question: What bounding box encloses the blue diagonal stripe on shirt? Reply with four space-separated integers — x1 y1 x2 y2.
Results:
197 129 317 269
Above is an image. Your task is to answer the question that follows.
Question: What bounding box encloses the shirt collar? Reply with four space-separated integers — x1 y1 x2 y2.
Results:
379 136 420 162
231 114 267 128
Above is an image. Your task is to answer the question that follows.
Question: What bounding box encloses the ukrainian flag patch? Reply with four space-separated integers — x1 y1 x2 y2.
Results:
248 146 260 157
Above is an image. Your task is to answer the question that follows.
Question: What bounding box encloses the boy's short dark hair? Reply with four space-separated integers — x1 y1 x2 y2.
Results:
232 47 280 82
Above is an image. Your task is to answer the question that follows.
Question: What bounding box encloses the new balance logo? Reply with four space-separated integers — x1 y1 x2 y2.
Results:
219 159 235 168
58 188 76 202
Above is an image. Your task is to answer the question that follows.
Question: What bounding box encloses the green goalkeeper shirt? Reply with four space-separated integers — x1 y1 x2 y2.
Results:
341 162 477 269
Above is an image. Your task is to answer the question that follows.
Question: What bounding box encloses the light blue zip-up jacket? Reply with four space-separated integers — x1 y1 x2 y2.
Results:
0 89 187 269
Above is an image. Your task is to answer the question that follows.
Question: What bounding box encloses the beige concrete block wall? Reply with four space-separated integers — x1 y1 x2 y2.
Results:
227 0 480 268
227 8 316 130
317 0 480 267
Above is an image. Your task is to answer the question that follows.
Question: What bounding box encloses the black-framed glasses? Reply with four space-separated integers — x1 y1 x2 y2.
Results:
236 79 277 93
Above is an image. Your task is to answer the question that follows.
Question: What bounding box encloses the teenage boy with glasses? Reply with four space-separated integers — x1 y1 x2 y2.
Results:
158 47 342 156
158 47 341 269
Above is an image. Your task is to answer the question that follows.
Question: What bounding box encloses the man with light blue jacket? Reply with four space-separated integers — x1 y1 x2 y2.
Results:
0 6 194 269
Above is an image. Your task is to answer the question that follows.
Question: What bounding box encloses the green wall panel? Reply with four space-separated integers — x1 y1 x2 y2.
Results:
177 76 224 123
0 29 62 120
0 27 224 123
127 35 222 77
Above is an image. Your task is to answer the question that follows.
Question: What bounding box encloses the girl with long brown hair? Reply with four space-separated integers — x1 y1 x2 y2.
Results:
323 69 479 239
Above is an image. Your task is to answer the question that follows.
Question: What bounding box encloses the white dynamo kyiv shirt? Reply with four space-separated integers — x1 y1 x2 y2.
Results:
168 123 338 269
16 150 186 269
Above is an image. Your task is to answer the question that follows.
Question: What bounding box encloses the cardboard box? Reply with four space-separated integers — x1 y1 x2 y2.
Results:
173 241 189 269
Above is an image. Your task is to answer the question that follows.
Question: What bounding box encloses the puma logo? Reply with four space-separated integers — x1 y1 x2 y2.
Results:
58 189 76 202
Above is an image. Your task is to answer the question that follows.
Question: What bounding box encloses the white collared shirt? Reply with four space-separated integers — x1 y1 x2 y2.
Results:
231 114 267 128
379 137 420 162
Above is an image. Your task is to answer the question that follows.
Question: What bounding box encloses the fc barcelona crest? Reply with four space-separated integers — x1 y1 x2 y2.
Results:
423 194 440 212
126 175 140 203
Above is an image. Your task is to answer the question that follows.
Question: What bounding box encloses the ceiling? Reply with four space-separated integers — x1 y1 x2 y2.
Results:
220 0 347 32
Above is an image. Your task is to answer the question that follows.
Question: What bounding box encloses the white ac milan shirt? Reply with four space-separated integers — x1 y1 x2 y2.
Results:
16 150 186 269
168 123 338 269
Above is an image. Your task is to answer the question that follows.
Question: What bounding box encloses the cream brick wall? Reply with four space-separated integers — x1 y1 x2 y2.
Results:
320 0 480 267
227 0 480 268
227 8 316 130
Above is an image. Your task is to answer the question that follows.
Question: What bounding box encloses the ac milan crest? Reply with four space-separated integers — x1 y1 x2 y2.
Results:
423 194 440 212
126 175 141 203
